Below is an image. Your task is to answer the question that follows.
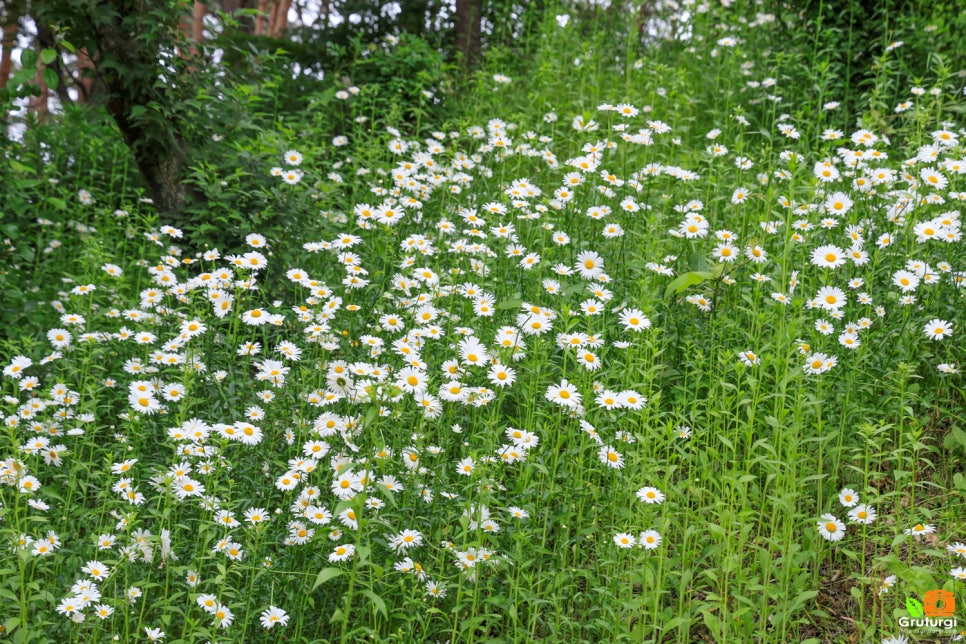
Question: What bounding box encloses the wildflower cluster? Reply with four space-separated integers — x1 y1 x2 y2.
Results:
2 5 964 641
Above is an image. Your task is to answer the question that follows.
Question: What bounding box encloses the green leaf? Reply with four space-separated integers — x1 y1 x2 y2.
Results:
700 609 722 637
40 48 57 65
43 67 58 90
364 406 379 426
3 616 19 635
905 596 924 617
901 566 938 594
665 271 714 298
688 250 710 272
788 589 818 612
362 589 387 619
311 567 342 591
9 160 33 174
19 49 37 70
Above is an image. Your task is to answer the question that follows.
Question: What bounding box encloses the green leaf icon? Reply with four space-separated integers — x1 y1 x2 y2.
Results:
906 597 924 618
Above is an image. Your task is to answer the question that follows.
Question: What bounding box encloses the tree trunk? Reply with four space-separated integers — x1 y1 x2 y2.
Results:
106 92 192 214
75 48 97 103
92 6 196 214
454 0 482 70
398 0 429 37
267 0 290 38
28 46 50 121
221 0 257 34
29 1 202 216
192 1 206 42
178 2 207 64
0 19 17 92
254 0 269 35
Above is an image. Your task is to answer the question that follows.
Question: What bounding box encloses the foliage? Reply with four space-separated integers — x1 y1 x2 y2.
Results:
2 2 966 643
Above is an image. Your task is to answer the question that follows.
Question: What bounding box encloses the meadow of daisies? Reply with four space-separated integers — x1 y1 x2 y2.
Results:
2 3 966 643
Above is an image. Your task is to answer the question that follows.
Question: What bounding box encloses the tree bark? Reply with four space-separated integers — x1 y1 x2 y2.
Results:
398 0 429 37
454 0 482 70
29 1 202 215
106 92 193 214
75 48 97 103
221 0 257 34
28 45 50 121
102 88 193 214
178 1 207 66
90 3 196 214
254 0 269 35
192 1 206 42
0 19 17 92
267 0 290 38
0 0 23 93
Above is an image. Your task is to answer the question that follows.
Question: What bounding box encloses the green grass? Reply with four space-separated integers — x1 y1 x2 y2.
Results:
1 3 966 643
